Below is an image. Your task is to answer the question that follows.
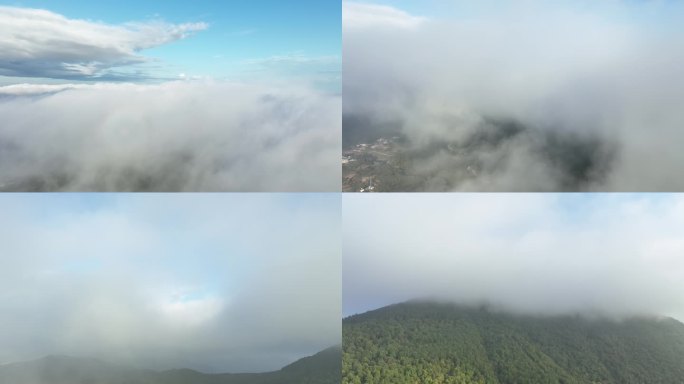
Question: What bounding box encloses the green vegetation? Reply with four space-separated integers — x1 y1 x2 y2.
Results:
0 346 341 384
343 301 684 384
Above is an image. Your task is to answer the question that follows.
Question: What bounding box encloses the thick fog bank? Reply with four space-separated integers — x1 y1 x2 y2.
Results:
0 82 340 191
343 194 684 321
343 1 684 191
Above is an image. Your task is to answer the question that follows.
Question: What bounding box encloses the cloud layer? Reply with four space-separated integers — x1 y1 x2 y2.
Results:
0 81 340 191
344 194 684 321
0 194 340 372
343 1 684 191
0 6 206 80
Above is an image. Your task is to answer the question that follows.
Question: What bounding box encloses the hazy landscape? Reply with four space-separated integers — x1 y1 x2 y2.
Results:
0 194 341 383
343 1 684 191
343 194 684 382
0 346 341 384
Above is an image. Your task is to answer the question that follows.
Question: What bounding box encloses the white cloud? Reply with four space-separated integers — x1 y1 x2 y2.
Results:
158 295 226 328
0 81 341 191
344 194 684 321
0 6 207 80
343 2 426 29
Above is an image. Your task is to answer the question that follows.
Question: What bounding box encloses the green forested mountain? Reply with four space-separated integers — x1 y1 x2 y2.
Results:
0 345 341 384
343 301 684 384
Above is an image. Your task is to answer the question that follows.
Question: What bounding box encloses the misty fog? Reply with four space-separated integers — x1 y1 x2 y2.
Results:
0 194 341 372
343 193 684 321
343 1 684 191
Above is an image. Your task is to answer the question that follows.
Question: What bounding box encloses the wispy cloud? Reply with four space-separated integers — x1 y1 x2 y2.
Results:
0 6 207 81
237 53 341 90
244 52 341 66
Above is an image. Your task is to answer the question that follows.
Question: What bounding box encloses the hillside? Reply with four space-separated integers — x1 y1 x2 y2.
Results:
343 301 684 384
0 345 341 384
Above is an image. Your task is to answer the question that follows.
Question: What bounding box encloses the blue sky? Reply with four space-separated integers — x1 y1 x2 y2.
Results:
0 0 340 87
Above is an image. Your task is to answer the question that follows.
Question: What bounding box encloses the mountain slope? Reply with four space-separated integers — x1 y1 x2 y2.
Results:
0 346 341 384
342 301 684 384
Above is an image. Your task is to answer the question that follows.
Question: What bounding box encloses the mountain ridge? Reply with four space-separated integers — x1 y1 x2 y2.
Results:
345 299 683 324
0 345 341 384
343 301 684 384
